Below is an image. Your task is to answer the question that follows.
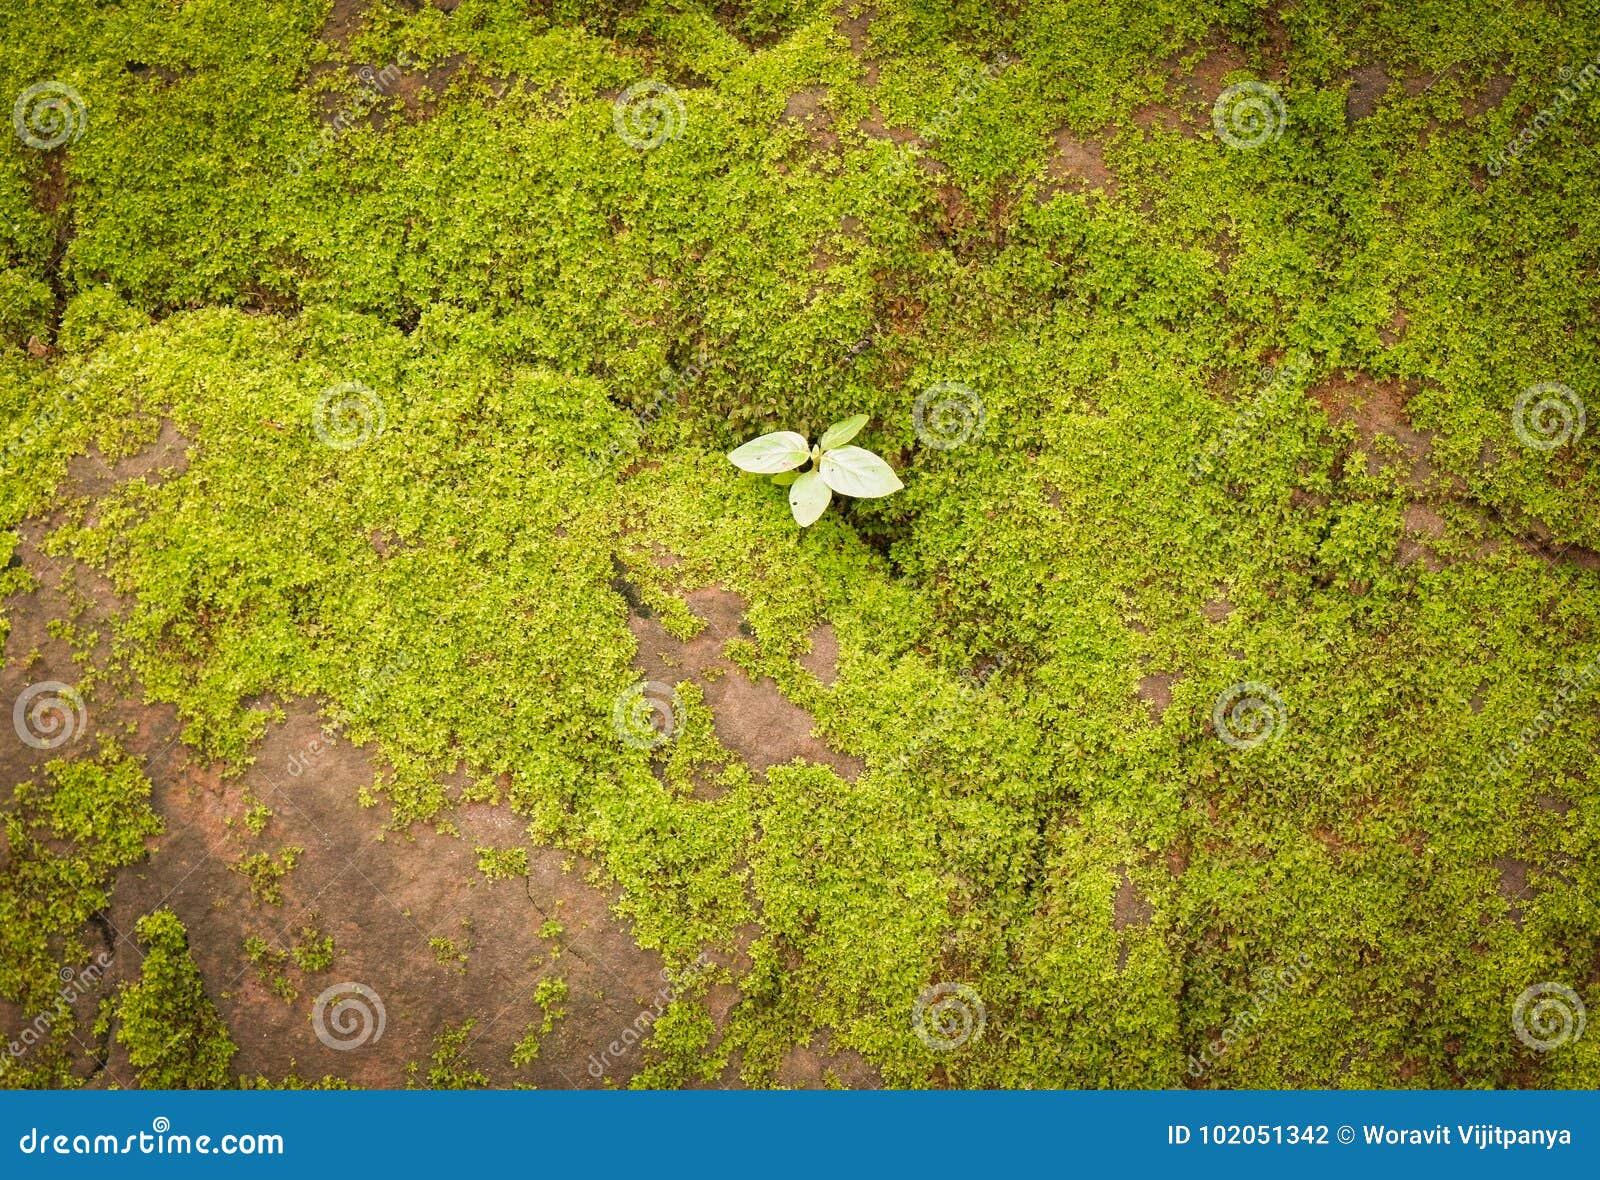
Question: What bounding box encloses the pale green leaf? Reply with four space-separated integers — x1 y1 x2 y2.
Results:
728 431 810 473
788 470 832 526
819 446 903 498
819 413 868 451
771 470 800 486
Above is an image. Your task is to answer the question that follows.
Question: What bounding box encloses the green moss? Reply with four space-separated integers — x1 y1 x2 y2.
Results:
291 924 335 973
0 744 161 1012
2 0 1597 1090
512 976 571 1068
429 935 469 972
242 793 273 836
474 846 529 882
104 909 236 1089
409 1019 489 1089
238 1072 355 1090
230 846 302 905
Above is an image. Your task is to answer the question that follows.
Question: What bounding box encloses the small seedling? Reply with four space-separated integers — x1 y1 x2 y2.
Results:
727 414 903 525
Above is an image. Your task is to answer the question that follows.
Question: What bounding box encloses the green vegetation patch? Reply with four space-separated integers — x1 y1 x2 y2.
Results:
1 0 1597 1089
